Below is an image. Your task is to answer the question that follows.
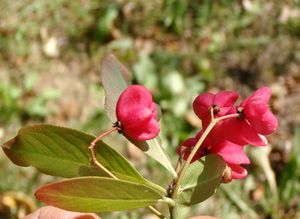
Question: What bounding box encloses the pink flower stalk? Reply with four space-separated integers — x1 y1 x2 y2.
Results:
116 85 160 141
177 131 250 179
223 87 278 146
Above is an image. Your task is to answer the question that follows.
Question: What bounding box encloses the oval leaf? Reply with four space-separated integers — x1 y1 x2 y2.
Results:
101 54 130 122
1 125 145 183
177 154 226 206
36 177 163 213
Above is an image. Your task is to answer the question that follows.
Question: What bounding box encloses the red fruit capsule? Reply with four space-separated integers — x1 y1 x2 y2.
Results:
116 85 160 141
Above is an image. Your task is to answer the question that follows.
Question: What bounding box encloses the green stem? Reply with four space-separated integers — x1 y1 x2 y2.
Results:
169 205 178 219
171 117 217 199
149 206 166 219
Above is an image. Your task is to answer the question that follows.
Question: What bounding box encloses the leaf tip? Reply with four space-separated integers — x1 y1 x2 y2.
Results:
35 185 52 204
1 137 16 150
34 189 43 201
1 136 27 166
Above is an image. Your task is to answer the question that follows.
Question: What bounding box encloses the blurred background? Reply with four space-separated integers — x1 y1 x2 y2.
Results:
0 0 300 218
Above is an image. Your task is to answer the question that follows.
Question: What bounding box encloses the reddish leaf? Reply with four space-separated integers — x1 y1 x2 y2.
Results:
101 54 130 122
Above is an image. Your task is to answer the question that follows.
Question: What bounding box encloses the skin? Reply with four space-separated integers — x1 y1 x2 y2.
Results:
23 206 100 219
24 206 222 219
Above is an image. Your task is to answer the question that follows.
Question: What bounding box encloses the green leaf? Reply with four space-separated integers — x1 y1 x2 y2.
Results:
35 177 163 213
1 125 146 183
101 54 130 122
146 138 177 177
177 154 226 206
130 137 177 178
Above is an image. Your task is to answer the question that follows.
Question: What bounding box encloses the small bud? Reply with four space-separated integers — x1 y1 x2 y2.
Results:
221 165 232 184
